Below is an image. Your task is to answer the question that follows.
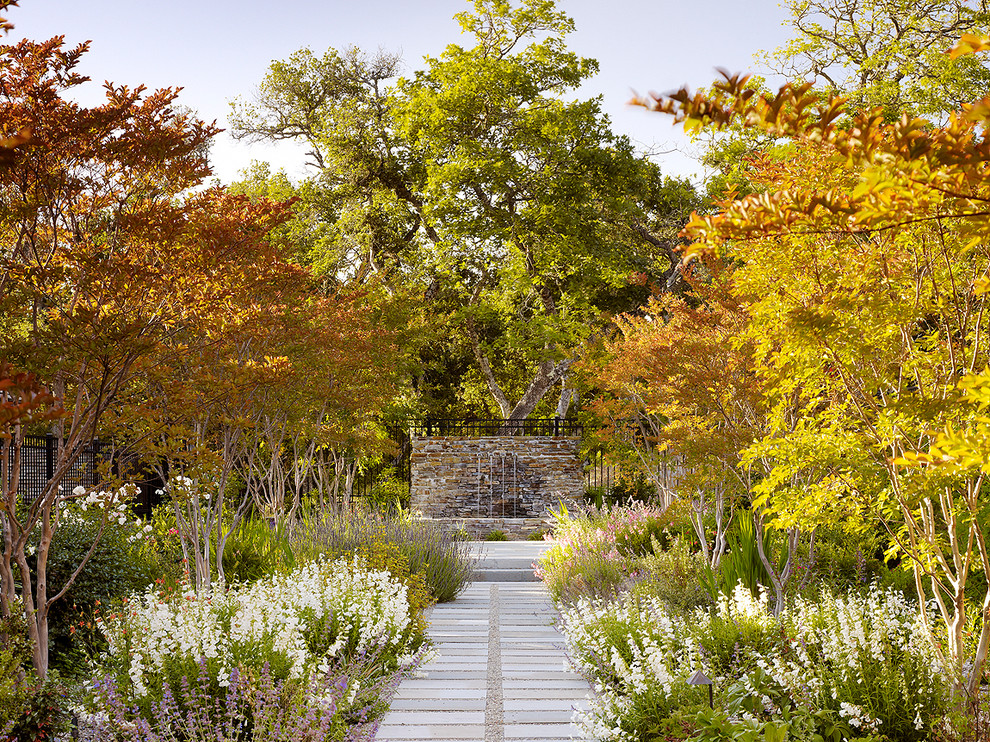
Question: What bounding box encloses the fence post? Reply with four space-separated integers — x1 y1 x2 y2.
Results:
45 433 55 482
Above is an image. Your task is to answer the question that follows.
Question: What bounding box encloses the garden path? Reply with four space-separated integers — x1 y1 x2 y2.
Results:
375 542 592 742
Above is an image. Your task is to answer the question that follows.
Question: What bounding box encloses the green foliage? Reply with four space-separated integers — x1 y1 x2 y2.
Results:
762 0 990 119
484 529 508 542
1 672 71 742
583 485 608 509
585 474 659 509
362 467 410 513
0 611 71 742
221 516 296 585
543 548 631 605
0 611 34 738
231 0 700 419
690 667 859 742
632 537 713 614
144 502 186 581
695 599 779 675
700 511 776 601
41 508 163 677
350 537 434 644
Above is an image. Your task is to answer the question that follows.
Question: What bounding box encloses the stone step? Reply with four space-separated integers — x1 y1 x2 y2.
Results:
478 556 538 571
473 567 539 582
468 541 548 583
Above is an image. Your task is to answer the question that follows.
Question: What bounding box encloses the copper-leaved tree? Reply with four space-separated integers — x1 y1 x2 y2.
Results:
0 36 362 674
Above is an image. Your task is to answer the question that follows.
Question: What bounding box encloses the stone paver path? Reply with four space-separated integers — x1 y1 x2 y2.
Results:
376 545 592 742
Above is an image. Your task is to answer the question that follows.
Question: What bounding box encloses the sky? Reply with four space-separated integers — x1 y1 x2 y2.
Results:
6 0 793 185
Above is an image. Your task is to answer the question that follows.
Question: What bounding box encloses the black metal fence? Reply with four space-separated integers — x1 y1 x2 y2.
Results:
407 417 582 437
2 434 107 502
584 448 687 497
2 435 165 516
351 424 412 500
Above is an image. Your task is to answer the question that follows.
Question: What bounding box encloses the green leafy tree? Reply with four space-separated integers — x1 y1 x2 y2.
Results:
700 1 990 201
762 0 990 119
232 0 698 421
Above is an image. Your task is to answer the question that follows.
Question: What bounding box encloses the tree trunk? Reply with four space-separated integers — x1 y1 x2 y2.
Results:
555 382 576 419
495 359 574 432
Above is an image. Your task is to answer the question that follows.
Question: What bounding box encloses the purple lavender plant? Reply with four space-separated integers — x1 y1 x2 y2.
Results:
86 644 424 742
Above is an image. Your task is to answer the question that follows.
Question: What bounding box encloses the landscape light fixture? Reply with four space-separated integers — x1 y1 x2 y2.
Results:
687 669 714 709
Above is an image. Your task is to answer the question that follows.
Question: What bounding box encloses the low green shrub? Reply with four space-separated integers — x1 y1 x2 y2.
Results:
0 610 72 742
2 673 71 742
0 611 33 738
539 501 674 604
689 666 859 742
40 500 164 677
220 516 296 584
363 467 411 512
485 529 508 541
631 537 713 613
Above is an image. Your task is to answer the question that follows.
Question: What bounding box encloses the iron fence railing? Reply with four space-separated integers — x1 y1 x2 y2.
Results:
2 434 107 503
2 434 165 516
407 417 581 437
583 448 687 497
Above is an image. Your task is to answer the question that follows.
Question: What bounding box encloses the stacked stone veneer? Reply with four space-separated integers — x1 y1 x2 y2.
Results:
411 436 584 538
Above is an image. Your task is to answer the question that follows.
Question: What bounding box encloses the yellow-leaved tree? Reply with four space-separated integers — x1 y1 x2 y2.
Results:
638 35 990 700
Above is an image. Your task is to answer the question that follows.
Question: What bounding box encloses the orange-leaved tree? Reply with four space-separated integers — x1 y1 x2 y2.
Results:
0 36 223 676
0 36 381 674
586 257 811 614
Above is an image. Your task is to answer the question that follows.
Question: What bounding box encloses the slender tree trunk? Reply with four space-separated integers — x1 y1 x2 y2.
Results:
555 381 576 419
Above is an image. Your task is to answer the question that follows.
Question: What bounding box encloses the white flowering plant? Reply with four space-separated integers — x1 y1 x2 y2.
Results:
27 487 165 677
686 665 867 742
560 584 949 742
90 556 425 728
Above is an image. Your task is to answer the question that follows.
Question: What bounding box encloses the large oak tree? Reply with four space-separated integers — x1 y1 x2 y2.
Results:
232 0 698 422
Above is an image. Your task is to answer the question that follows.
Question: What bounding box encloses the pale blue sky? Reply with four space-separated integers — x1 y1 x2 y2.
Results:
7 1 792 183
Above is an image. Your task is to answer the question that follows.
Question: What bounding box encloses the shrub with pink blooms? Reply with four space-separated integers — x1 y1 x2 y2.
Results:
539 501 676 603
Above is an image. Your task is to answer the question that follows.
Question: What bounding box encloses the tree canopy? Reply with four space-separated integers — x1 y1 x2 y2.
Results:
231 0 699 421
628 35 990 694
763 0 990 119
0 36 400 674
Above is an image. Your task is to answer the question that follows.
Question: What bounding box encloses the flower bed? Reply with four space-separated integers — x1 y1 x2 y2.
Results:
544 504 958 742
84 557 426 740
560 579 949 741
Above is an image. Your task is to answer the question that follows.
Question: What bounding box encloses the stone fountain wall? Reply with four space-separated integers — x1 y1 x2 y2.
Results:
410 435 584 538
